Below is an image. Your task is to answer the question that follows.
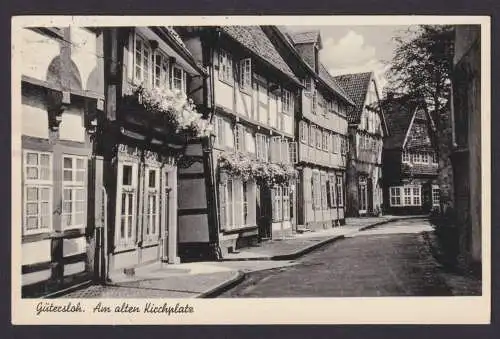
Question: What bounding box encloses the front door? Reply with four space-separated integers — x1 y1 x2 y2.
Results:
257 185 272 240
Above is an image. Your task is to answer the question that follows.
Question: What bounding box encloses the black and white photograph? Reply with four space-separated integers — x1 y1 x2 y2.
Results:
11 16 490 324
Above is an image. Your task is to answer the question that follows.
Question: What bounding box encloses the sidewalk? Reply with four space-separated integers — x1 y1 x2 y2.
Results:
58 215 426 299
221 215 423 261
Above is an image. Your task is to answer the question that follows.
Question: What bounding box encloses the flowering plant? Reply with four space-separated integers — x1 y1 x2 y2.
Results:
124 83 213 139
219 151 297 187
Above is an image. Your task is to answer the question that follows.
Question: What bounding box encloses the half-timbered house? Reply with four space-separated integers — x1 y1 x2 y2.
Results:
334 72 388 217
98 27 209 277
279 30 356 230
382 95 440 215
20 26 105 297
177 26 302 259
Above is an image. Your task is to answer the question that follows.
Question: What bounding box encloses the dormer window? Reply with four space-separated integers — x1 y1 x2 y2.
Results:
303 78 312 94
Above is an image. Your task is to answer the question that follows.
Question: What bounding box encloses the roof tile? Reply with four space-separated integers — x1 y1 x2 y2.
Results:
221 26 300 84
334 72 373 123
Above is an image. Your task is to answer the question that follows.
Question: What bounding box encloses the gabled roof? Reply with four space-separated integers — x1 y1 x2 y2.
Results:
318 63 355 105
288 30 322 48
334 72 373 123
221 26 301 85
382 96 427 150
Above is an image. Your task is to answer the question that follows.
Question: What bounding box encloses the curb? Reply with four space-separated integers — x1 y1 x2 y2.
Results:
196 271 246 298
220 216 429 263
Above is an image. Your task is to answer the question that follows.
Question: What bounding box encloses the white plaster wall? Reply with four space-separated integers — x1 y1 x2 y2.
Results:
59 107 85 142
70 27 98 91
22 270 51 286
22 95 49 139
63 261 86 276
22 240 51 266
21 29 60 82
63 236 86 257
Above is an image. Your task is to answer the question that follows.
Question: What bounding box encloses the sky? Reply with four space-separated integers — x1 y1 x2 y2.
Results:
284 25 412 94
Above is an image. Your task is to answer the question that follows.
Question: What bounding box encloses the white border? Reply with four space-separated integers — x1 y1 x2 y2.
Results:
11 15 491 325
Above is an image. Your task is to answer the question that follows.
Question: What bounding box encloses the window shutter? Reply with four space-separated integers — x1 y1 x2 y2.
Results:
271 188 277 221
235 124 245 152
289 142 297 164
281 140 289 164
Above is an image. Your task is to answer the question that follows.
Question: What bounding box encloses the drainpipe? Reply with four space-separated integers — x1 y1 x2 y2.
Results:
101 185 110 282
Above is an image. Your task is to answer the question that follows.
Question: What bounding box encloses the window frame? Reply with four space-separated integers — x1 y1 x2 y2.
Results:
336 175 344 207
239 58 252 90
432 186 440 207
218 49 234 84
115 160 139 250
390 186 402 206
143 165 161 244
61 154 87 231
23 150 53 235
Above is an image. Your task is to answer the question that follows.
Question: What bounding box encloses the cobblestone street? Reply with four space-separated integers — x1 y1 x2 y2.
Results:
219 219 482 297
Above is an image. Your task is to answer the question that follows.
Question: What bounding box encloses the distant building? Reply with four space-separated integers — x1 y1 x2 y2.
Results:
450 25 481 273
381 95 440 215
335 72 388 217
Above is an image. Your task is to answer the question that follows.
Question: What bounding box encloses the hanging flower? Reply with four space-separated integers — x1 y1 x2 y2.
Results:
124 82 213 139
218 151 297 187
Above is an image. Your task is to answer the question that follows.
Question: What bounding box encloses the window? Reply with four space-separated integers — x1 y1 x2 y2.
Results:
321 175 328 209
272 186 283 222
341 137 348 156
300 121 308 143
332 134 338 154
116 162 138 248
239 58 252 89
432 186 440 206
214 116 225 147
289 142 298 164
322 132 329 151
432 152 438 164
312 90 317 113
282 89 293 114
235 124 245 152
336 175 344 207
172 66 186 92
23 151 52 234
402 151 410 163
153 52 169 88
61 155 87 229
256 134 269 162
404 187 412 205
425 152 431 163
316 129 322 149
219 49 233 83
412 187 421 206
281 140 290 164
312 173 321 210
242 181 249 225
270 136 282 163
143 167 160 243
134 35 151 86
309 125 315 147
390 187 401 206
328 176 336 207
283 186 290 221
303 78 312 94
391 185 422 207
